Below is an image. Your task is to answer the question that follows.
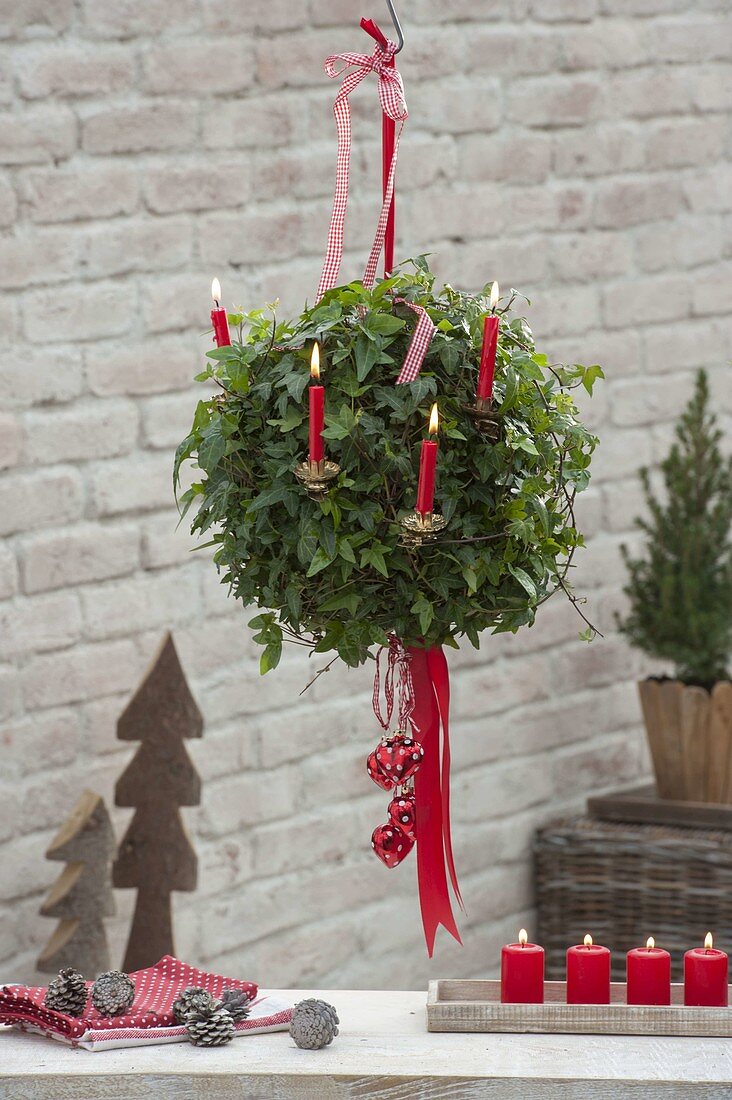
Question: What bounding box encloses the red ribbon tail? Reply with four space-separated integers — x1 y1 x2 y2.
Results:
360 16 396 279
408 645 462 957
427 645 464 911
383 111 396 277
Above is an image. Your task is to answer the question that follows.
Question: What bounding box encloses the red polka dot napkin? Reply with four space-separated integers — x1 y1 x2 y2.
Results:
0 955 292 1050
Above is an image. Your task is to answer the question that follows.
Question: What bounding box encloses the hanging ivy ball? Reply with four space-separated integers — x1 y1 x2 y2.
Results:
175 260 602 673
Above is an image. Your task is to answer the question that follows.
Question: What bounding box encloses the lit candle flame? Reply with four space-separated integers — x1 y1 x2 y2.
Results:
518 929 528 946
429 403 439 435
584 933 593 948
211 277 222 306
310 341 320 381
705 932 714 950
490 281 499 309
647 936 655 950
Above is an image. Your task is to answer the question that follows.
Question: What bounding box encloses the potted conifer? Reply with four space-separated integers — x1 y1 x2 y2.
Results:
618 370 732 803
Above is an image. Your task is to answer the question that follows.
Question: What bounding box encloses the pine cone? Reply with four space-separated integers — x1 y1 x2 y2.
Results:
290 998 339 1049
186 1004 236 1047
220 988 252 1023
173 987 216 1025
44 968 88 1017
91 971 135 1017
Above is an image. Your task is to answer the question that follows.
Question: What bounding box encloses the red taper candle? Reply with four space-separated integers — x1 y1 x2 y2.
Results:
566 934 611 1004
476 281 500 404
210 277 231 348
626 937 671 1005
684 933 728 1006
501 928 545 1004
308 342 325 466
415 404 439 516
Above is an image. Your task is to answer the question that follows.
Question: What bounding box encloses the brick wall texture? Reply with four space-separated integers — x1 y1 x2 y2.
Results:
1 0 730 989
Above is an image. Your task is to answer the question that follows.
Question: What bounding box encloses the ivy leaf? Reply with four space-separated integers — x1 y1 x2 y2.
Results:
582 364 605 395
508 564 538 601
248 485 289 513
360 546 389 578
355 333 381 381
260 640 282 674
267 407 303 433
363 313 406 337
297 526 318 565
307 547 335 576
198 421 226 473
410 594 434 634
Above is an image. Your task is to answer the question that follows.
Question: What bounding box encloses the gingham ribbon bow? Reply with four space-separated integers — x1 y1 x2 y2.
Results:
317 39 435 385
317 40 407 301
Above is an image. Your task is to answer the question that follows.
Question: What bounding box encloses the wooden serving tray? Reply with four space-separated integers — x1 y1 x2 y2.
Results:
586 783 732 830
427 980 732 1036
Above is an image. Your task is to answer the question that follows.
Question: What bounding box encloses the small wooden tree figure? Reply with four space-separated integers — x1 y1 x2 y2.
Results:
113 633 203 972
37 790 115 977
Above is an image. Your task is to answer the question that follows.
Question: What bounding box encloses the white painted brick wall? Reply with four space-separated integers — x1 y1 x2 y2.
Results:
0 0 730 990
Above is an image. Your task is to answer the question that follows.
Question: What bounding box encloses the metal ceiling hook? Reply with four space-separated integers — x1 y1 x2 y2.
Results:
385 0 405 52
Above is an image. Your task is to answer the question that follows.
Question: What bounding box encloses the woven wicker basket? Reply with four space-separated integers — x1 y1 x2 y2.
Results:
535 815 732 981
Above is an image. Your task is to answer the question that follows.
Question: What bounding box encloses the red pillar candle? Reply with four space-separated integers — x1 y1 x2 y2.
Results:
308 342 325 467
501 928 545 1004
684 933 729 1006
626 937 671 1006
415 404 439 516
476 281 500 404
210 278 231 348
566 934 611 1004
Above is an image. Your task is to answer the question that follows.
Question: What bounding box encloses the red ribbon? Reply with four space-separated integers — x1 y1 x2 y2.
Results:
407 645 463 956
360 18 396 277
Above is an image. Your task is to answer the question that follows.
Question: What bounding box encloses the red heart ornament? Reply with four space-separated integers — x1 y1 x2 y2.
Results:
371 823 415 868
388 792 417 841
366 734 424 790
366 748 393 791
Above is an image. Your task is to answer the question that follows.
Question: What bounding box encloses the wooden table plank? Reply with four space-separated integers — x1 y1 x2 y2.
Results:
2 989 732 1099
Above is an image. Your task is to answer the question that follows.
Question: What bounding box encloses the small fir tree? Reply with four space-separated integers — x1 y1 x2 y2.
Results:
37 790 115 977
618 370 732 687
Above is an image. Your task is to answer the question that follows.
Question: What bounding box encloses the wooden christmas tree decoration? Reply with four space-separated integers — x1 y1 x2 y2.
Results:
113 632 203 972
37 790 116 977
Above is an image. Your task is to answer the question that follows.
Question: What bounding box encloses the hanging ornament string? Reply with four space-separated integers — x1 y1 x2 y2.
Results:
372 635 415 732
316 35 407 301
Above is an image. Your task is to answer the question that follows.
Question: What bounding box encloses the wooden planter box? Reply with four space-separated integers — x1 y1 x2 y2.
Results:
639 679 732 803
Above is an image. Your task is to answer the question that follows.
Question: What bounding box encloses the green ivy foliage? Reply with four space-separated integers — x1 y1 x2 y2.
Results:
618 370 732 687
175 260 602 674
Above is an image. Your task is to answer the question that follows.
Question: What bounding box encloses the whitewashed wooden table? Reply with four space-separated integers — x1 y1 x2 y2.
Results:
2 988 732 1099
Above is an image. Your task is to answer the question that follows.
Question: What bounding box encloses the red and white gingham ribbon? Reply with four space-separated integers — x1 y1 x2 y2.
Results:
394 298 436 384
317 39 407 301
317 37 436 385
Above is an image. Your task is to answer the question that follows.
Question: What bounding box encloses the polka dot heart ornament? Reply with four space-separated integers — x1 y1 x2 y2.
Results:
366 733 424 790
388 791 417 841
371 823 415 869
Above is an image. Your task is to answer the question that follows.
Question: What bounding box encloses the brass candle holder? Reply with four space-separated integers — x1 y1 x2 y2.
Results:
294 458 340 500
400 510 447 548
463 396 502 440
